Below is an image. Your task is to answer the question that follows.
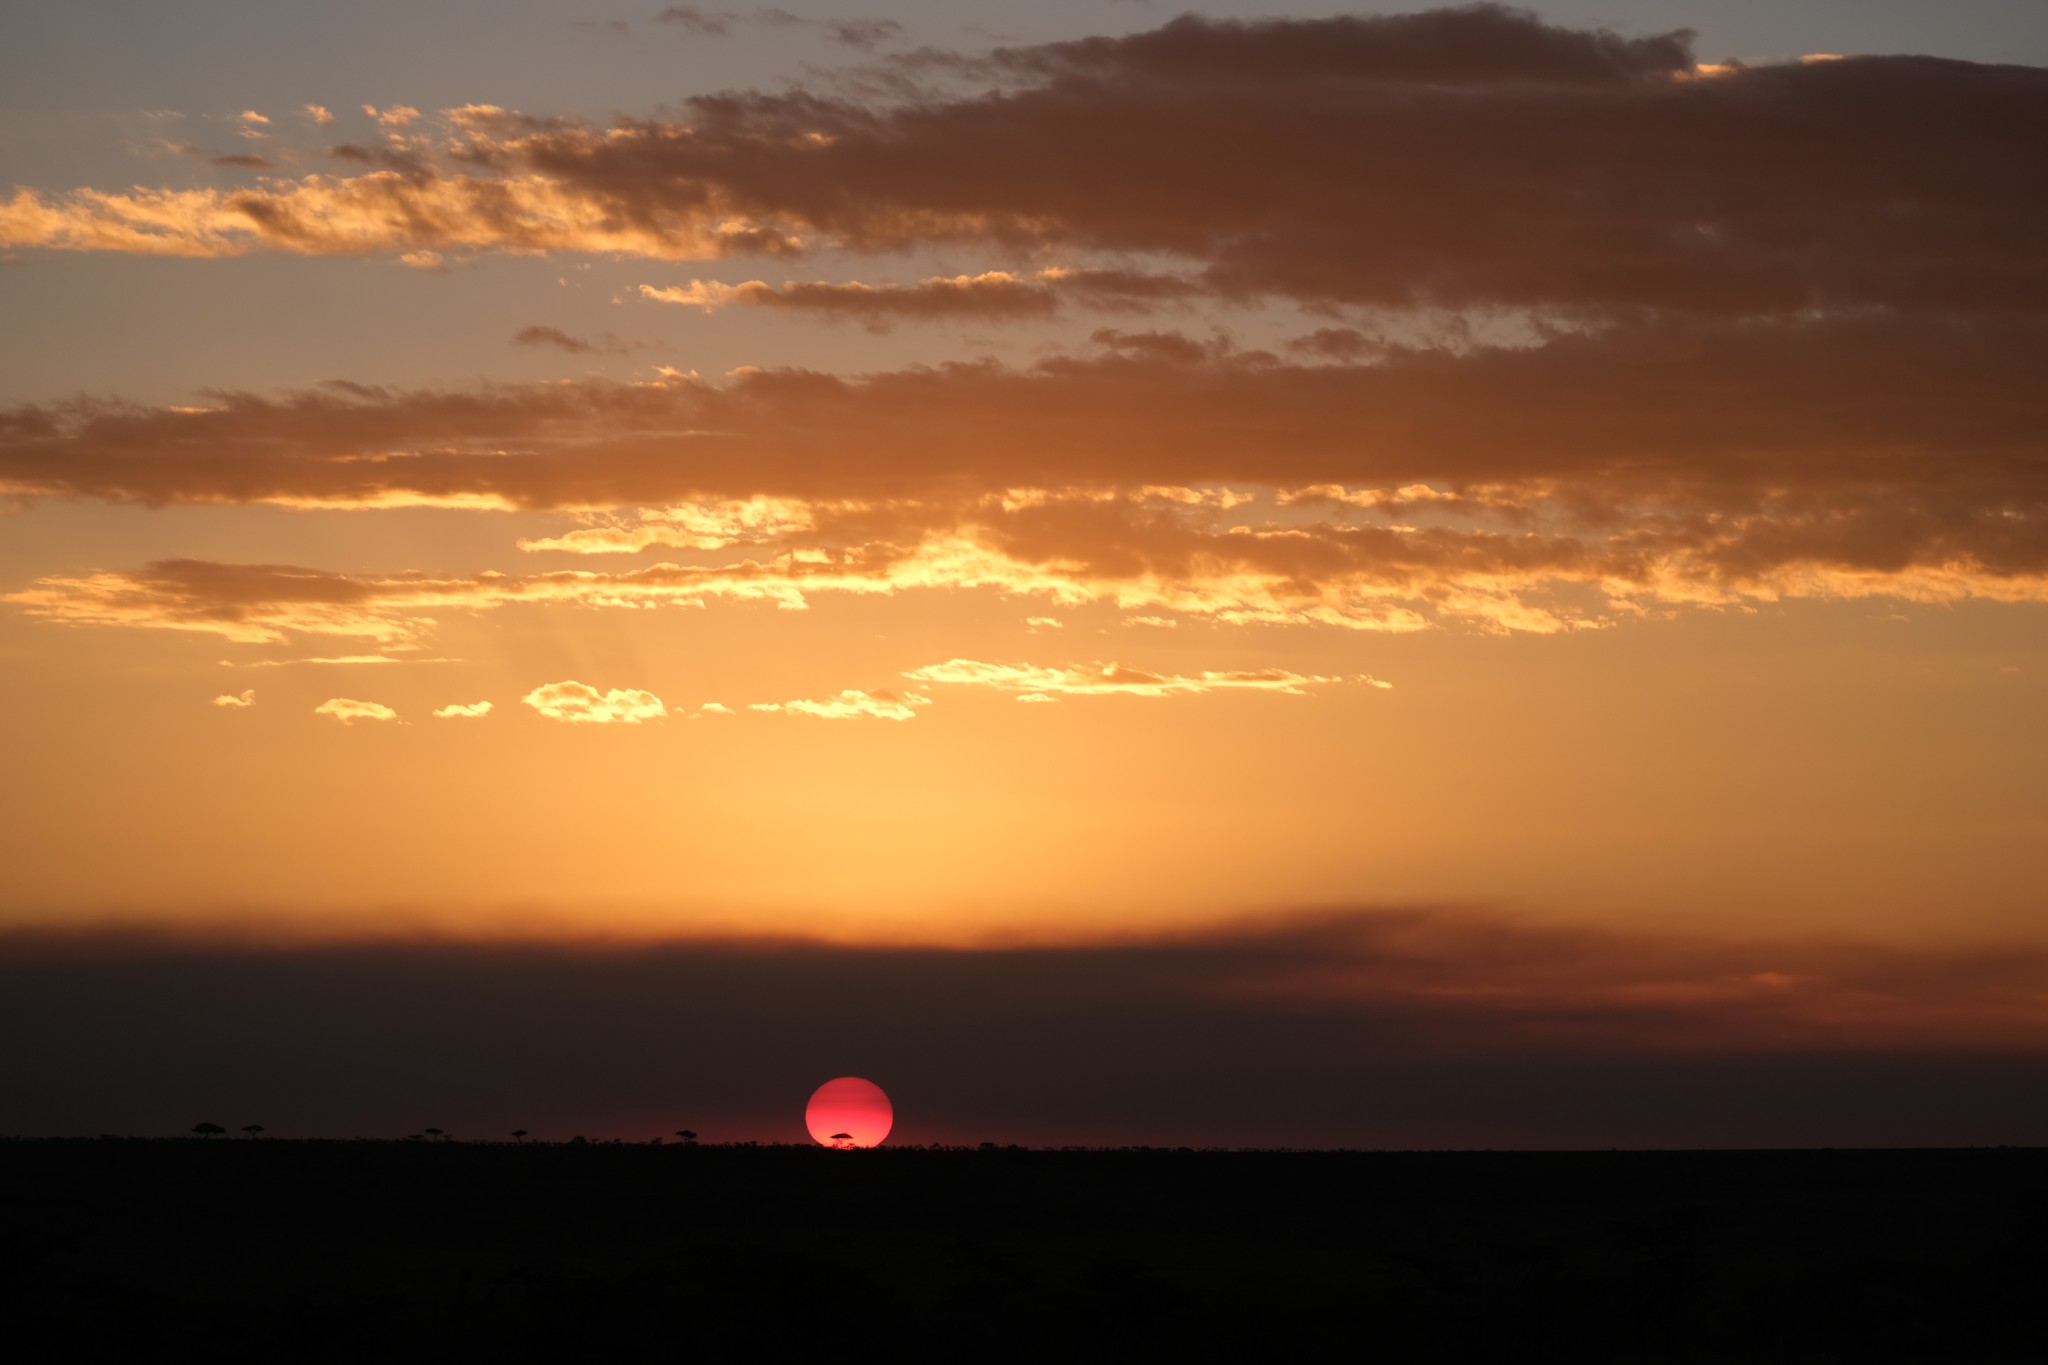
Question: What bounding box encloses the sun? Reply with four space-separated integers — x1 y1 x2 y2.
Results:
805 1076 893 1148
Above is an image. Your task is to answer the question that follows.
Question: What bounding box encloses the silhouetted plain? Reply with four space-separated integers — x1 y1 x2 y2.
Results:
4 1139 2041 1361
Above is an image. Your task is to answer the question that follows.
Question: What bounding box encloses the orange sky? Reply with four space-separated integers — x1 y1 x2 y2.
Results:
2 5 2044 1142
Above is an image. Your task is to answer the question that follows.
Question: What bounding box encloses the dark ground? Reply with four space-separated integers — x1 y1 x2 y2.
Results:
5 1139 2043 1361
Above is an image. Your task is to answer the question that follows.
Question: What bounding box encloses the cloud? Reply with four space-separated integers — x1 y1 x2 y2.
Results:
3 909 2047 1146
312 697 398 724
522 680 666 724
209 154 273 170
4 316 2039 550
749 688 929 720
638 267 1197 328
753 9 901 50
11 450 2048 651
431 700 493 718
5 9 2040 322
509 324 634 355
511 324 594 353
304 104 334 125
823 18 901 51
517 497 815 554
653 6 733 37
232 654 455 667
361 104 420 128
902 659 1364 702
211 689 255 708
640 272 1060 327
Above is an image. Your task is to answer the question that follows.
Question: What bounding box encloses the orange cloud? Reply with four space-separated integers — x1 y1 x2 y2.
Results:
431 701 493 718
521 680 666 724
900 659 1369 702
641 271 1054 325
749 688 929 720
233 654 454 667
0 171 794 261
4 317 2039 574
517 498 816 554
637 268 1200 328
12 455 2048 656
212 689 255 708
312 697 398 724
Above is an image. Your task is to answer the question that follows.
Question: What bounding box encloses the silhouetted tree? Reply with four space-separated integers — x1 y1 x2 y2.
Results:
192 1122 225 1138
830 1131 855 1150
424 1127 444 1142
675 1130 697 1145
241 1124 264 1139
511 1129 528 1143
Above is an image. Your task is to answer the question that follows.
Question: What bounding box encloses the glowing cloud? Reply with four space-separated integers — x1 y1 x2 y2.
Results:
902 660 1363 702
749 689 930 721
522 680 666 724
313 697 398 725
432 701 493 719
212 689 256 708
518 499 816 554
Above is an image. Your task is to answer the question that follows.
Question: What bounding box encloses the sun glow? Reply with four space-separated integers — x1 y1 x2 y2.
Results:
805 1077 893 1148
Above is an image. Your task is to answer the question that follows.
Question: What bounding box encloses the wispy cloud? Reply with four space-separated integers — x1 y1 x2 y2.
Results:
431 700 493 718
211 689 255 708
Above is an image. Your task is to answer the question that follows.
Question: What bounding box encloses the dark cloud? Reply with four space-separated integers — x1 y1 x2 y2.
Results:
10 8 2043 321
512 324 595 353
3 910 2045 1146
508 324 636 356
207 154 274 170
492 10 2048 315
980 6 1697 88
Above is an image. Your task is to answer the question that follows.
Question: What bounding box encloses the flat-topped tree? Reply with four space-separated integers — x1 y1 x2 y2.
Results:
241 1125 263 1139
191 1122 224 1138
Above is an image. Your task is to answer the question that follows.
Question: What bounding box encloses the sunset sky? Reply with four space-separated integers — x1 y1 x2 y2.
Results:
3 2 2044 1147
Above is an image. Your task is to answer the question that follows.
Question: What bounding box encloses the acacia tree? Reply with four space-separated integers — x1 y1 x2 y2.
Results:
241 1124 264 1139
830 1132 855 1150
675 1130 698 1145
511 1130 528 1143
191 1122 225 1139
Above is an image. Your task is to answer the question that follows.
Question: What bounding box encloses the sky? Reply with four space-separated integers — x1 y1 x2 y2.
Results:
2 2 2045 1147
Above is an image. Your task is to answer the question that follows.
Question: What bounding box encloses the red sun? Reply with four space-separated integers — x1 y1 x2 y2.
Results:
805 1076 893 1148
